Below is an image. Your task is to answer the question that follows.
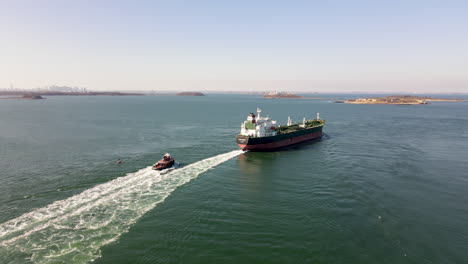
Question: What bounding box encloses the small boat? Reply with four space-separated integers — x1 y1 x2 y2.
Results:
152 153 175 170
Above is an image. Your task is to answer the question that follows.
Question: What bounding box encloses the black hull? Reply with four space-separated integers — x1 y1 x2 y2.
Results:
236 125 323 151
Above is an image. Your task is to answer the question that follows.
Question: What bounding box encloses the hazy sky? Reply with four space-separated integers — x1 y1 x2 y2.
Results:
1 0 467 92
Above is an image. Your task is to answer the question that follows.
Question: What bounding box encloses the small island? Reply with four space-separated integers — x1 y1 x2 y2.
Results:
263 92 303 99
22 94 45 99
344 95 466 105
176 92 205 96
0 93 45 100
263 92 325 99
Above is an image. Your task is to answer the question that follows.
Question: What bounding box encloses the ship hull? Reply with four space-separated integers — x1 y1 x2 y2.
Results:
236 125 323 151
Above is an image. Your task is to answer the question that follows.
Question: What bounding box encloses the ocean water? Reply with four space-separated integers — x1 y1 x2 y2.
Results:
0 94 467 264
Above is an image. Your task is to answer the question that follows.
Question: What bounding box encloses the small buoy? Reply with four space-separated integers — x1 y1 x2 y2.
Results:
117 159 122 164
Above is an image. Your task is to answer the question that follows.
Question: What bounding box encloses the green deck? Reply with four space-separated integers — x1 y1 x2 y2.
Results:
276 120 325 134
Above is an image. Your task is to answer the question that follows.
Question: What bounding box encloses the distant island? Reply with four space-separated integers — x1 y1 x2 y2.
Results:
0 90 143 97
264 92 303 99
344 95 466 105
22 94 45 99
0 93 45 100
176 92 205 96
263 92 325 99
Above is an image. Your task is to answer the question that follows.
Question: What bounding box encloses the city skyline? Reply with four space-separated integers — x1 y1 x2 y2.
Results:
1 0 467 93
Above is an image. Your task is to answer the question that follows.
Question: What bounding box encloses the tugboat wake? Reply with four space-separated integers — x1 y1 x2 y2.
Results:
0 150 243 264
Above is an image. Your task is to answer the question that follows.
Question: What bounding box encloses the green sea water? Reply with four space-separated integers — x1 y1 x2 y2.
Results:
0 94 467 263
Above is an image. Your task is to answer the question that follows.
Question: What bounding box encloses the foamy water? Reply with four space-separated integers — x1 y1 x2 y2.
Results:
0 150 243 264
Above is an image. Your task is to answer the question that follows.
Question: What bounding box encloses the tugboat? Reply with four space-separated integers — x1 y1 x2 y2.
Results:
152 153 175 170
236 108 325 151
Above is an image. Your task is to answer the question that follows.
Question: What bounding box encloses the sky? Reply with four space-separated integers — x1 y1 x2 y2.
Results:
0 0 467 93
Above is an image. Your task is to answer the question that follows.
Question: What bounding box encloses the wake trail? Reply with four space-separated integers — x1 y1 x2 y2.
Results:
0 150 243 264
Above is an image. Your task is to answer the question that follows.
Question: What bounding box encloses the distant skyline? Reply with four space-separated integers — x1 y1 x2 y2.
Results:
1 0 467 93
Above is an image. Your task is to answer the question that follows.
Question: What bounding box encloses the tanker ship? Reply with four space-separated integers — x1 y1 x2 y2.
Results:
236 108 325 151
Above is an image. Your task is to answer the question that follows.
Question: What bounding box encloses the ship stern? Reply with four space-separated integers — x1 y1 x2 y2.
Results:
236 135 250 151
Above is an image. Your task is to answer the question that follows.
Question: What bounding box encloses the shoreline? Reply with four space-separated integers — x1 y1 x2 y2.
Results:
263 96 328 99
0 97 45 100
0 91 144 96
343 95 467 105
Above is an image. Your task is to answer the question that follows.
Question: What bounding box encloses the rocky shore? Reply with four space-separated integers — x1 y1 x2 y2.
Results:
344 95 466 105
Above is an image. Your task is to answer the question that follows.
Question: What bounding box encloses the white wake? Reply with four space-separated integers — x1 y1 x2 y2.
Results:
0 150 243 264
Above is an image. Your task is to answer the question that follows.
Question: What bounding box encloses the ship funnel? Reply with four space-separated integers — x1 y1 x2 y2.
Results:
257 108 262 119
316 112 320 120
287 116 292 126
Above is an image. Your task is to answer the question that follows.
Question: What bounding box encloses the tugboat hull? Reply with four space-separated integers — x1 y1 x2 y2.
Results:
152 159 175 170
236 125 323 151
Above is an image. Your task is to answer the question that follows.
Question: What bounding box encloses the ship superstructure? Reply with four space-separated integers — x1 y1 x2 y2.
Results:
236 108 324 151
239 108 278 137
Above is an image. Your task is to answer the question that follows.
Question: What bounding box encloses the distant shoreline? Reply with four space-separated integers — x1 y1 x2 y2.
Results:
264 96 327 99
0 91 144 96
262 92 327 100
0 97 45 100
176 92 205 96
1 90 467 99
0 94 45 100
0 91 209 97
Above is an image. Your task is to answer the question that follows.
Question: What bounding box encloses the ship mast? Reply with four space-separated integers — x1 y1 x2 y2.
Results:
257 108 262 119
